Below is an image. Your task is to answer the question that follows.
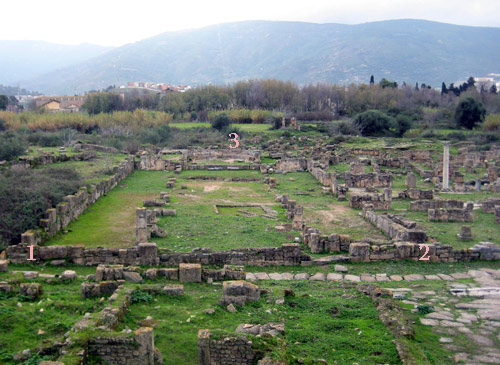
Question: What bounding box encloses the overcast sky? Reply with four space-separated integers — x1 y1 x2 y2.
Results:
2 0 499 47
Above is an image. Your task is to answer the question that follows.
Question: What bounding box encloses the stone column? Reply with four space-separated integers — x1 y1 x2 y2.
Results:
442 142 450 191
136 208 149 244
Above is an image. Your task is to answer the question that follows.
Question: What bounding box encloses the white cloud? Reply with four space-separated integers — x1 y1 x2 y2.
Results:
1 0 499 46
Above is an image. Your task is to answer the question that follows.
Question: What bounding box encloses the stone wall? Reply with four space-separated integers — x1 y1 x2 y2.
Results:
410 199 471 212
198 330 260 365
377 158 409 169
185 149 260 162
398 189 434 200
428 208 474 222
481 198 500 213
138 154 179 170
19 157 135 245
344 172 392 188
308 166 335 186
402 150 432 162
273 158 308 172
87 328 155 365
187 164 262 171
349 190 392 210
6 242 308 267
362 210 427 243
10 150 97 169
302 226 351 254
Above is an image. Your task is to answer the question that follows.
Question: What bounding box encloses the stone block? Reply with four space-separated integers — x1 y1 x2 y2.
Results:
220 280 260 305
179 263 202 282
158 268 179 280
349 243 370 262
162 284 184 296
123 271 143 283
20 283 43 300
0 260 8 272
61 270 77 281
39 246 67 260
0 281 12 293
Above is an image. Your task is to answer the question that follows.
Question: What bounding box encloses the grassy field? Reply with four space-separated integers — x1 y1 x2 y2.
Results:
0 274 102 364
47 170 295 251
120 280 402 365
169 122 272 132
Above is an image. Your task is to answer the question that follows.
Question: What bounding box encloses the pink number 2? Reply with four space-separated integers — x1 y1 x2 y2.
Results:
418 244 430 261
228 133 239 149
27 245 36 261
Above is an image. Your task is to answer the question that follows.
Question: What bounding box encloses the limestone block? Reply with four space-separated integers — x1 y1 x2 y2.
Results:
123 271 143 283
61 270 77 281
162 285 184 296
39 246 68 260
349 243 370 262
0 259 8 272
20 283 43 300
220 280 260 305
145 268 158 279
0 281 12 293
158 268 179 280
179 263 202 282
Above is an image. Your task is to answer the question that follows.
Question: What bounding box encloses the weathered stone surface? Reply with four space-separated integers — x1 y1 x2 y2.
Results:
334 264 348 273
309 273 326 281
420 318 439 326
254 272 270 280
123 271 143 283
360 274 376 282
162 285 184 296
0 281 12 293
20 283 42 300
349 243 370 262
451 272 471 280
424 275 441 280
437 274 454 281
179 263 201 283
158 268 178 280
245 273 256 281
61 270 77 281
0 260 8 272
375 273 390 282
403 274 425 281
390 275 403 281
326 273 343 281
220 280 260 306
294 273 310 280
345 275 361 282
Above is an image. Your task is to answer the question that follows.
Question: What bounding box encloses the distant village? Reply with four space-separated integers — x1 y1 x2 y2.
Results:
8 81 191 113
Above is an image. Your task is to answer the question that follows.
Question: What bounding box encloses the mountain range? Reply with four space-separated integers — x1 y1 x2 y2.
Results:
4 19 500 95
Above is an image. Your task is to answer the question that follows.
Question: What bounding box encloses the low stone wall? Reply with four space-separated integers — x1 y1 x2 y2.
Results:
187 164 262 171
345 172 392 188
377 158 408 169
428 208 473 222
410 199 471 212
6 242 308 267
362 210 427 243
348 148 381 157
349 241 499 263
308 166 335 186
10 150 97 169
398 189 433 200
187 176 262 182
198 330 257 365
403 150 432 162
19 157 135 245
87 328 155 365
303 226 350 254
409 163 433 179
349 190 392 210
186 149 261 163
273 158 308 172
74 142 119 154
481 198 500 213
138 154 179 170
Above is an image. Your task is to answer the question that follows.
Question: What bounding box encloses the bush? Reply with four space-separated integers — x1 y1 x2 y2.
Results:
211 113 232 132
446 132 466 141
395 115 412 137
455 97 486 129
131 289 153 304
26 130 64 147
0 167 82 249
335 120 359 136
0 118 6 131
353 110 394 136
417 305 435 315
482 114 500 131
0 131 27 161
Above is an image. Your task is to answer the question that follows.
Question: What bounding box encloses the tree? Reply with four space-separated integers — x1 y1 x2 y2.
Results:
441 82 448 95
379 78 397 89
490 84 498 95
369 75 375 85
454 97 486 130
395 115 412 137
353 110 394 136
211 113 232 131
0 95 8 110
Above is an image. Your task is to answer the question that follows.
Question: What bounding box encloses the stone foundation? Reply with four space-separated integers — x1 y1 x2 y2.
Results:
345 172 392 188
410 199 471 212
428 208 474 222
362 210 427 243
349 190 392 210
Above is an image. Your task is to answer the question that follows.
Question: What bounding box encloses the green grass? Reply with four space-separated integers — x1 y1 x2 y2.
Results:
170 122 211 129
390 199 500 249
0 275 102 364
120 281 401 365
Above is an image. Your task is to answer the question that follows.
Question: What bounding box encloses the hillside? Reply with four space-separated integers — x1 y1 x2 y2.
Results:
0 41 113 86
17 19 500 95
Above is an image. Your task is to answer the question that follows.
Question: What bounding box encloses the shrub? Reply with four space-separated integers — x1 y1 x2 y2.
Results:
455 97 486 129
353 110 394 136
482 114 500 131
0 118 6 131
395 115 412 137
0 131 27 161
131 289 153 304
335 120 359 136
211 113 232 132
417 305 435 315
0 167 83 248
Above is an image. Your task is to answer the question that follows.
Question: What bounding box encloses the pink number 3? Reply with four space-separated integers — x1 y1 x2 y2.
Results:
418 244 430 261
228 133 239 149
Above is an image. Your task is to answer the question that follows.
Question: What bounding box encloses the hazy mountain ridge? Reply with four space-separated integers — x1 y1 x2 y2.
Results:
0 40 114 87
12 20 500 95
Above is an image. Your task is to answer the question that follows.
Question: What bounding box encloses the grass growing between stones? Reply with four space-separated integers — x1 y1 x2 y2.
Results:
154 173 293 251
0 274 102 364
120 281 402 365
272 172 387 242
390 200 500 249
47 170 168 248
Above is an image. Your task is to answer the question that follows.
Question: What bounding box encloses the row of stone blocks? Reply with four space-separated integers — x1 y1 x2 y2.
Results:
303 226 351 254
20 157 135 245
349 189 392 210
362 209 427 243
0 282 43 300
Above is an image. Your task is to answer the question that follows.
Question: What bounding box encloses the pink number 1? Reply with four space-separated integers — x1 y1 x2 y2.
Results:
228 133 239 149
418 244 430 261
27 245 36 261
